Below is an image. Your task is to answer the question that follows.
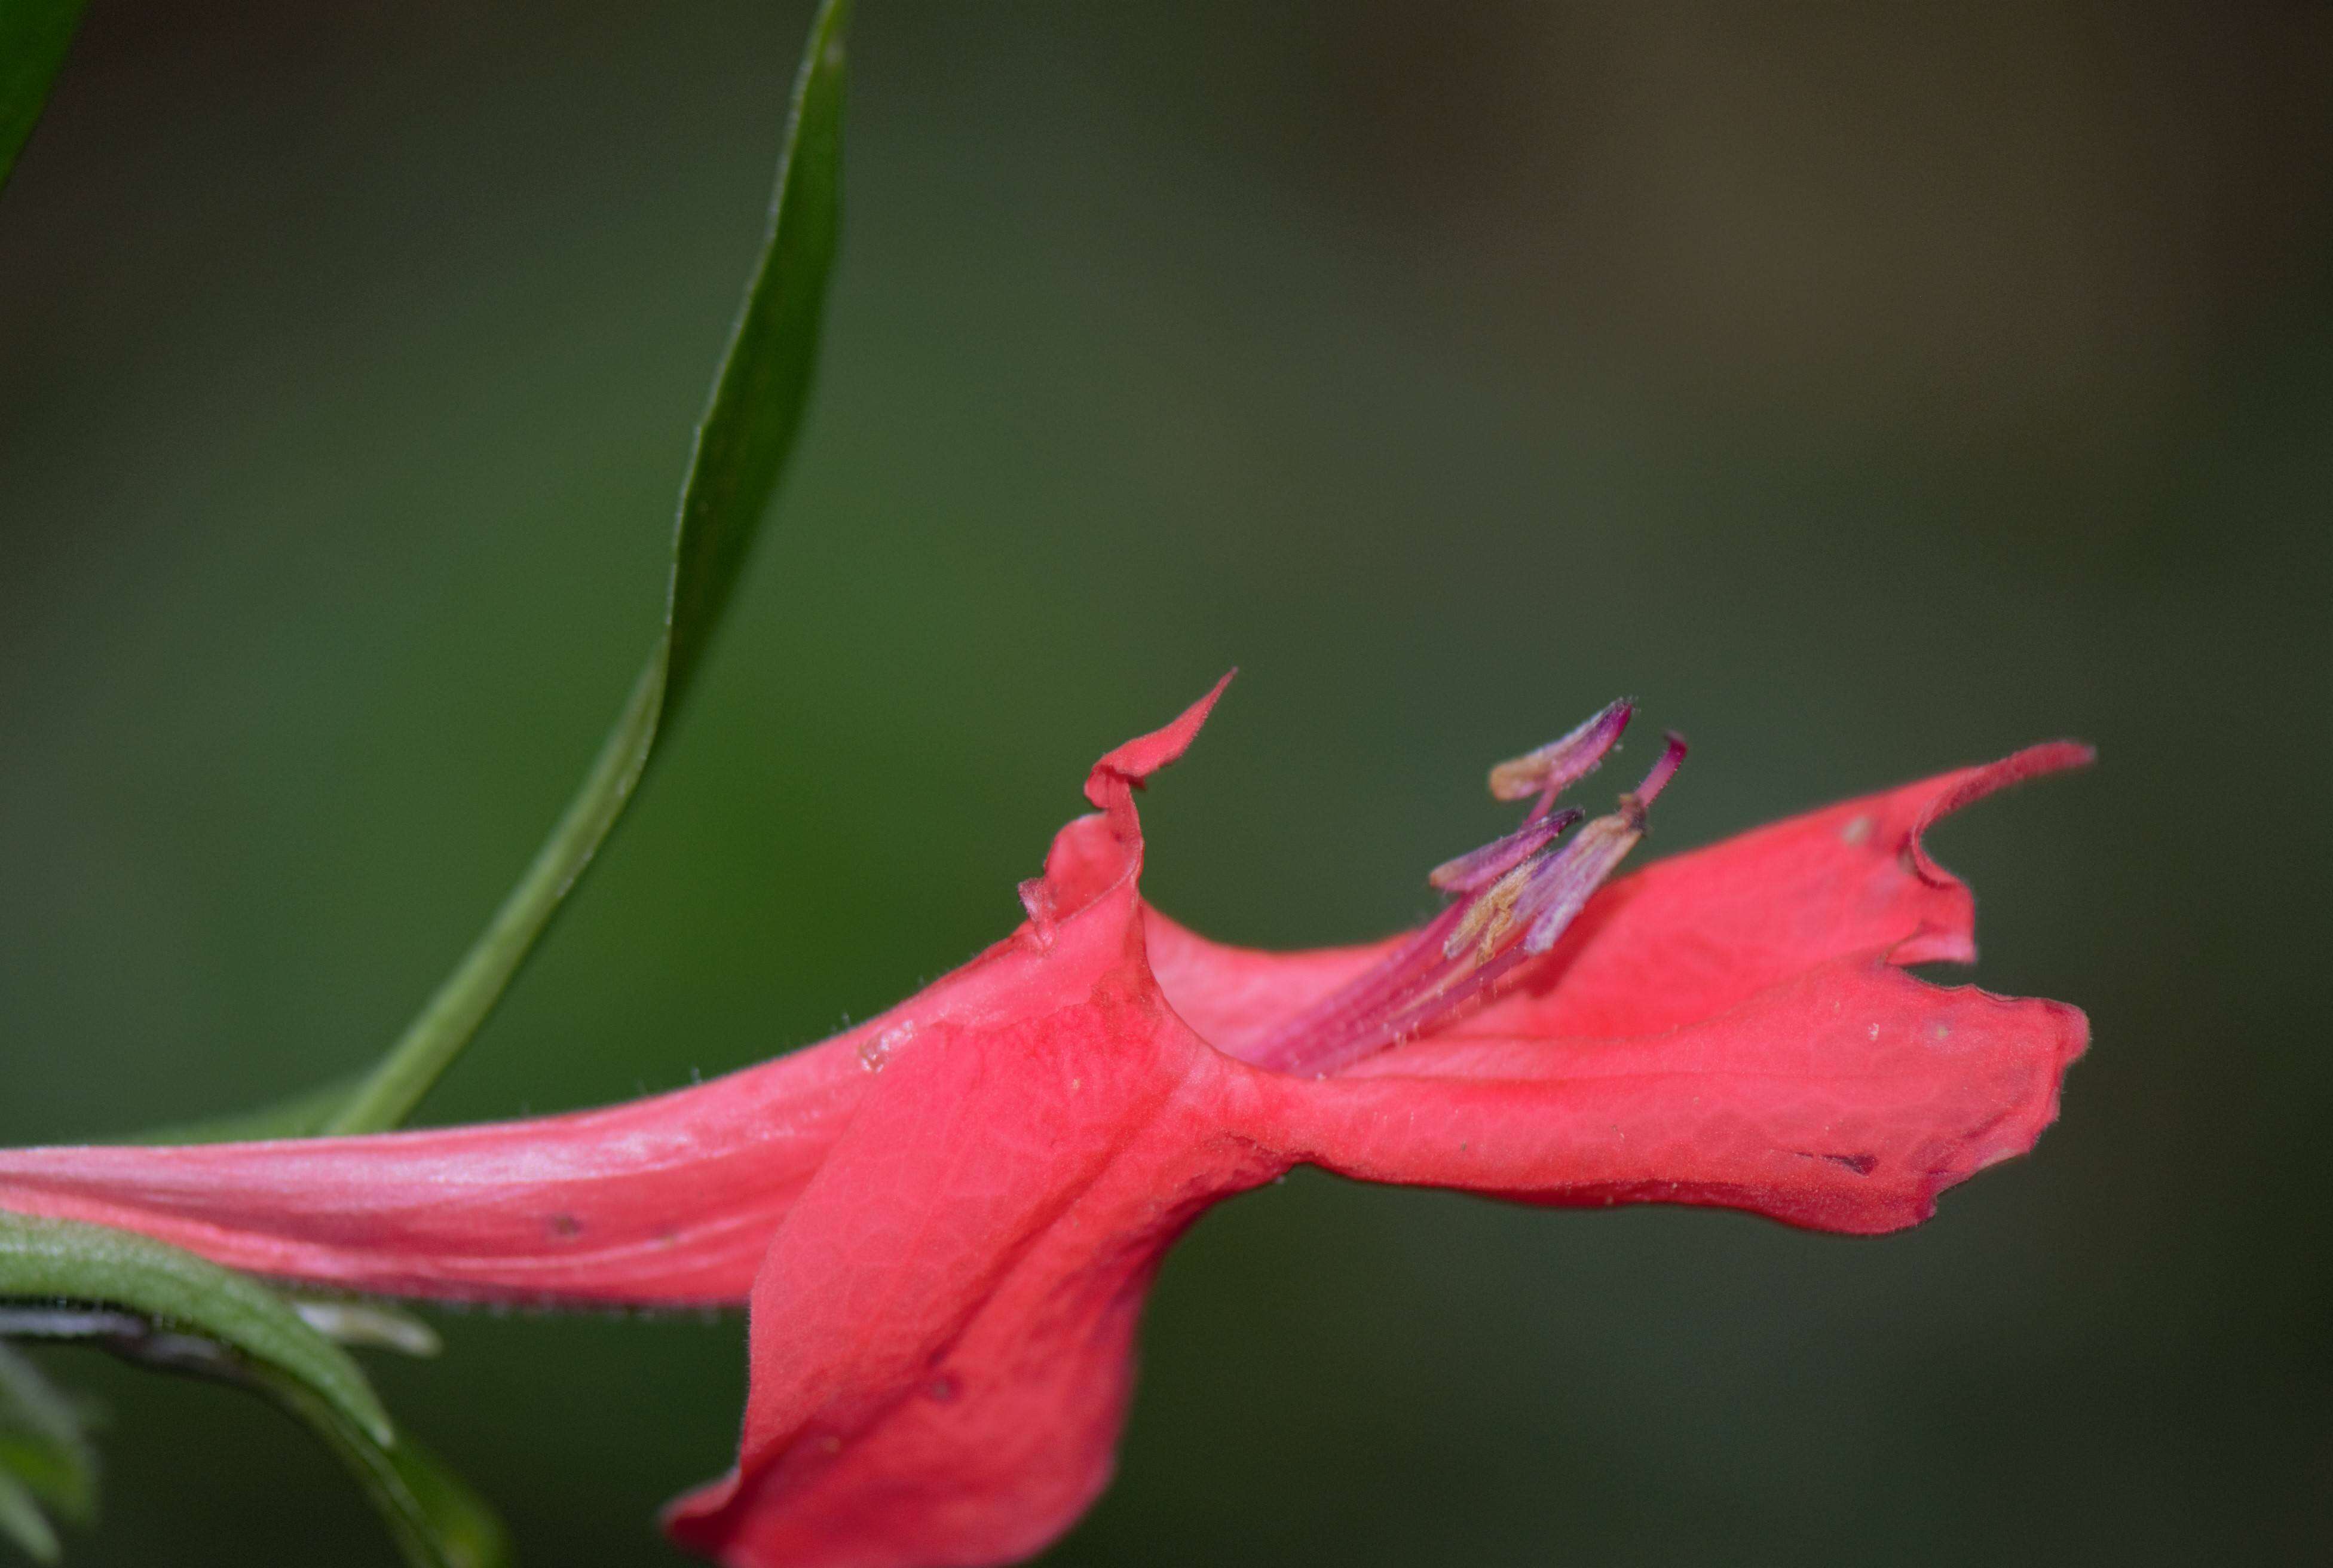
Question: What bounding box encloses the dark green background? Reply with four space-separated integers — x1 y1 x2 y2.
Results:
2 2 2327 1563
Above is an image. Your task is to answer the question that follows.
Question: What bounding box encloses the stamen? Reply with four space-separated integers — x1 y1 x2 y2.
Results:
1232 710 1683 1079
1518 733 1686 954
1625 730 1688 815
1428 807 1582 895
1487 699 1631 823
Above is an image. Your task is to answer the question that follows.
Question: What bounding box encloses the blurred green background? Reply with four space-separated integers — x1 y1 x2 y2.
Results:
3 1 2328 1563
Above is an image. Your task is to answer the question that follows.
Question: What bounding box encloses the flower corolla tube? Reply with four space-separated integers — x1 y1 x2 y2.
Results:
0 676 2090 1568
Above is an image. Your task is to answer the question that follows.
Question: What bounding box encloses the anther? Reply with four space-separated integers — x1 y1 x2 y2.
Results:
1428 807 1582 895
1487 700 1632 823
1517 734 1688 953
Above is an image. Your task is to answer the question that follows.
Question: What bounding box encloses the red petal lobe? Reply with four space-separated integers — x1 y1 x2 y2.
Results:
666 884 1268 1568
1246 953 2087 1234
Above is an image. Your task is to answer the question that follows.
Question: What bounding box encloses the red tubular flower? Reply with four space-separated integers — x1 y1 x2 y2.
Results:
0 677 2090 1568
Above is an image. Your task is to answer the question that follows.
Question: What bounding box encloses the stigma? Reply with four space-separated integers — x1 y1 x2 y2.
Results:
1235 701 1685 1078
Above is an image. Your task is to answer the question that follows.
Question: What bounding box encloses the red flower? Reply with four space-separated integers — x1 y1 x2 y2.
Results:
0 679 2089 1568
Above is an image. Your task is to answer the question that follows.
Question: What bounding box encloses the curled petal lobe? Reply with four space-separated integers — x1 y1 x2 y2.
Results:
1021 672 1236 933
1084 670 1235 808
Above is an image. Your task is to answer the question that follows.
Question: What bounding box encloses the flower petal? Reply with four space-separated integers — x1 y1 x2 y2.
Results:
1146 742 2093 1056
0 676 1254 1312
1240 953 2087 1234
0 684 2092 1568
1468 741 2095 1040
1084 670 1235 808
0 1040 871 1304
665 881 1265 1568
1021 673 1236 933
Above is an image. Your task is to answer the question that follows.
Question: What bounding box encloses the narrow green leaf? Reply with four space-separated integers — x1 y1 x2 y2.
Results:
0 1218 504 1566
0 1342 94 1561
0 0 84 198
251 1372 508 1568
0 1212 389 1448
46 1328 502 1568
311 0 854 1136
663 0 851 704
0 1343 96 1526
0 1466 59 1563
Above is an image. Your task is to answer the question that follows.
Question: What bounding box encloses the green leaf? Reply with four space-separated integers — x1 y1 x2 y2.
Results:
662 0 852 705
0 1342 95 1562
0 1466 59 1563
0 1212 389 1448
0 1343 97 1526
46 1331 504 1568
0 1216 506 1567
0 0 83 198
308 0 853 1136
249 1371 508 1568
124 0 852 1149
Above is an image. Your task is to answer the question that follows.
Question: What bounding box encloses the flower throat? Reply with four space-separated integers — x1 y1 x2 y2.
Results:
1235 701 1685 1078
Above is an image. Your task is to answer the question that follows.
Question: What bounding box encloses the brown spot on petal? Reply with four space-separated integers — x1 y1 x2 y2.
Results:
1815 1153 1879 1175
